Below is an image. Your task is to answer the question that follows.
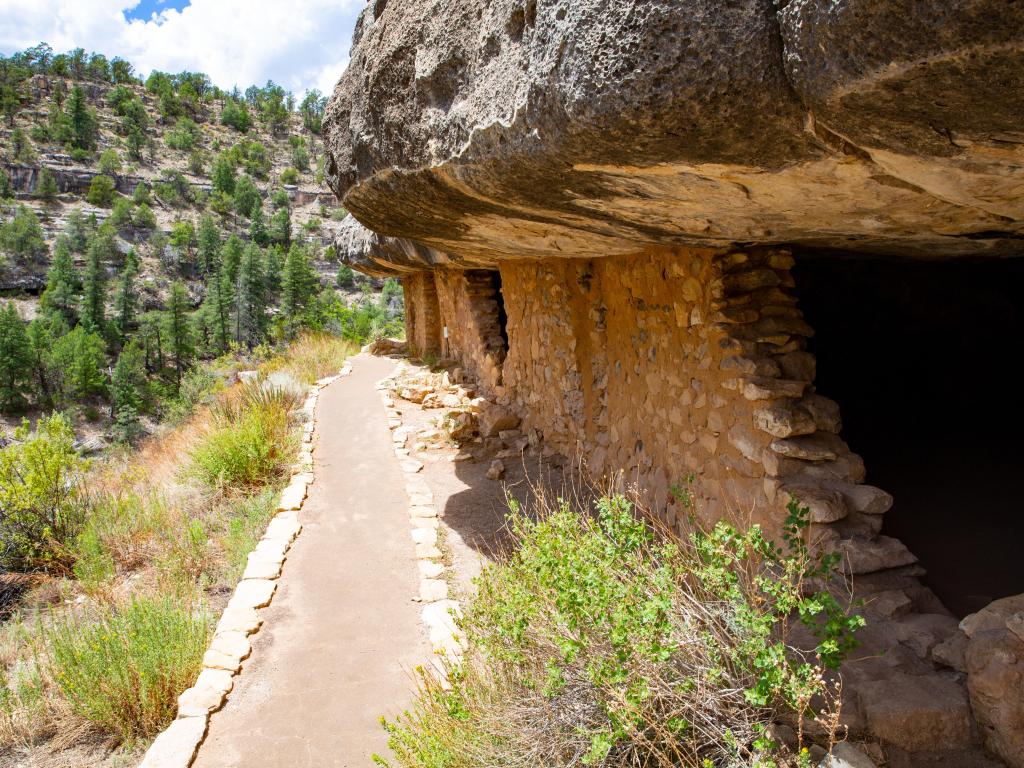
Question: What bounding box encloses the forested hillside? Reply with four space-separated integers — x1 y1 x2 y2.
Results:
0 42 401 443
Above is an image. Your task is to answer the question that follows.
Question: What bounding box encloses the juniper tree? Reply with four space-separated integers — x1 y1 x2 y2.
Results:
0 205 47 262
40 236 79 327
35 167 58 201
268 206 291 247
233 174 260 218
0 302 32 411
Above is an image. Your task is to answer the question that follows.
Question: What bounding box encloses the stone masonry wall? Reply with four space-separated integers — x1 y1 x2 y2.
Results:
402 272 442 358
433 269 507 394
498 246 901 568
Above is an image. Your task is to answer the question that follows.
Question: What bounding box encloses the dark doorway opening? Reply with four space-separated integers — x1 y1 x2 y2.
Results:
491 270 509 350
794 253 1024 617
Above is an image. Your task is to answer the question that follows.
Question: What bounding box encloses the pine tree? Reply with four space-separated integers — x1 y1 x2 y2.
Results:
40 236 79 327
0 302 32 410
25 315 65 408
268 206 291 247
220 234 244 288
249 203 269 246
264 244 283 297
51 327 106 402
112 248 140 346
200 264 233 355
234 242 266 349
196 214 221 276
111 340 146 442
164 281 194 392
80 239 106 334
281 242 319 335
66 85 97 151
233 174 260 218
138 311 165 374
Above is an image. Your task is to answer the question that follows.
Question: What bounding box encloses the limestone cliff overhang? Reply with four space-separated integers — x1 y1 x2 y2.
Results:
324 0 1024 266
336 214 473 277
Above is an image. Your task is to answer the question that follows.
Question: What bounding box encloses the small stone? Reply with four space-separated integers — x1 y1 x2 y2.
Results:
420 578 449 602
801 393 842 432
418 560 445 578
138 715 207 768
486 459 505 480
411 516 440 529
818 742 878 768
227 579 277 611
841 536 917 575
242 556 283 580
478 405 520 437
409 504 436 518
216 606 263 635
932 631 968 672
411 527 438 546
825 482 893 515
415 543 443 559
177 670 232 718
277 479 307 511
753 402 816 438
263 517 301 543
422 600 462 633
206 631 251 670
770 434 842 461
741 377 807 400
401 458 424 473
781 485 848 523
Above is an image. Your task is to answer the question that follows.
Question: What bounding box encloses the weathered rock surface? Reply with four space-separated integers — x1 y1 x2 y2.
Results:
326 0 1024 266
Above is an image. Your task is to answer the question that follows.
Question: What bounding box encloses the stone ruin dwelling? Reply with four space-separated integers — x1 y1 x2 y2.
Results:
323 1 1024 765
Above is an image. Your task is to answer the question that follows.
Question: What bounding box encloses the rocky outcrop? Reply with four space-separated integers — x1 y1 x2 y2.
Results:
336 215 466 277
325 0 1024 263
4 163 145 197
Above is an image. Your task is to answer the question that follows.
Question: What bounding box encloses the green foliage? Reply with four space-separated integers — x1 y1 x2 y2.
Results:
165 117 201 151
289 136 309 171
64 208 91 251
154 170 196 207
65 85 97 151
196 214 221 275
108 196 134 230
268 205 291 247
164 281 195 392
45 596 210 743
379 494 863 768
0 414 88 571
10 127 34 162
1 205 48 262
80 240 107 334
249 203 269 245
233 174 261 218
111 340 147 442
279 167 299 185
220 97 252 133
280 242 319 335
217 489 277 582
98 148 122 176
298 90 327 134
40 236 79 327
0 302 32 410
0 167 12 199
132 202 156 230
233 242 267 348
336 263 355 288
113 249 140 345
51 326 107 402
211 152 236 197
85 174 117 207
35 167 59 201
225 139 272 179
190 384 296 488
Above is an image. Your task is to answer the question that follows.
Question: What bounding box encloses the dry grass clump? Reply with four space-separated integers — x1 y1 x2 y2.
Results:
261 332 357 385
377 489 863 768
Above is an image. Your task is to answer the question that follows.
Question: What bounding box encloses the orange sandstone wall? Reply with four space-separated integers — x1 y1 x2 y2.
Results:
403 272 442 357
433 269 507 394
499 246 883 542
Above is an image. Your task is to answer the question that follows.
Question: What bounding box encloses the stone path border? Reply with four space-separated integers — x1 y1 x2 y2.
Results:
376 368 467 675
137 360 354 768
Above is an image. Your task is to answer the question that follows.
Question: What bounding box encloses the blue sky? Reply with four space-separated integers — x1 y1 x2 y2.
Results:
0 0 363 96
123 0 191 23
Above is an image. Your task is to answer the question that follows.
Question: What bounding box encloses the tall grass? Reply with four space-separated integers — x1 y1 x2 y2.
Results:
262 332 357 385
190 381 300 489
44 597 210 744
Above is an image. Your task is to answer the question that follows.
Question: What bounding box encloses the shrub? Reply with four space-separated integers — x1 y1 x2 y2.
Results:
165 117 201 151
98 148 122 176
279 167 299 185
0 205 48 261
378 493 863 768
0 414 89 572
217 489 277 582
190 383 298 489
86 174 117 207
45 596 209 743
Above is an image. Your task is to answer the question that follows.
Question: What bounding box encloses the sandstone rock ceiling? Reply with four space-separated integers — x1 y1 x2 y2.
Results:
324 0 1024 272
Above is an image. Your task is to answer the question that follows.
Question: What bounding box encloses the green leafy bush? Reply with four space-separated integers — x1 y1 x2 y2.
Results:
378 494 863 768
45 596 209 743
85 174 116 207
0 414 89 572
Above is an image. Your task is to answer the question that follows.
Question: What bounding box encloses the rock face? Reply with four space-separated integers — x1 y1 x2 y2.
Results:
325 0 1024 263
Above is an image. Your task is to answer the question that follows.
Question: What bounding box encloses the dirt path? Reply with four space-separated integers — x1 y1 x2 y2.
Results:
193 354 429 768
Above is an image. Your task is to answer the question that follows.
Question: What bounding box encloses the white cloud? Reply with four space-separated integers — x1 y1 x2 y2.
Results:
0 0 363 96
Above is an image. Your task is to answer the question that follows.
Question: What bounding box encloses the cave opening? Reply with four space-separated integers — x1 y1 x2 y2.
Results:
491 269 509 351
793 253 1024 618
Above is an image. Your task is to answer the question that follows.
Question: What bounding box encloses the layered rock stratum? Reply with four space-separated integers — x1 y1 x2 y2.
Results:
324 0 1024 274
